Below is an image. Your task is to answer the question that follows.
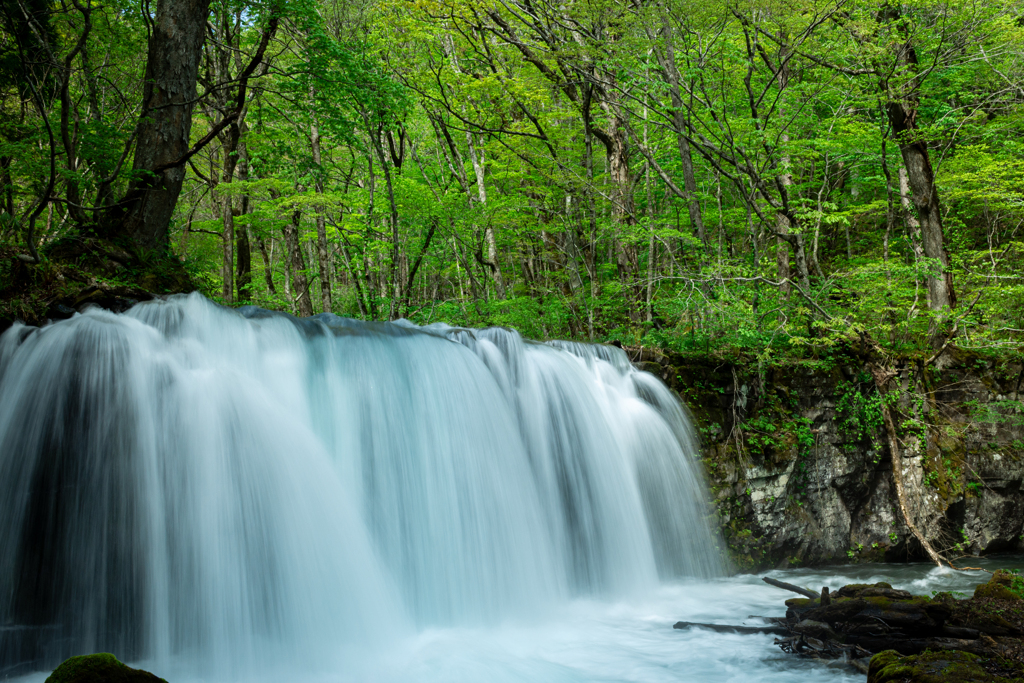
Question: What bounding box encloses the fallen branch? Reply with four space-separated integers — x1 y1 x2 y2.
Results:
673 621 790 635
762 576 820 599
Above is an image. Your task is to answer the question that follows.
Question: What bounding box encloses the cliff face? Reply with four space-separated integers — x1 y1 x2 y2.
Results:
628 346 1024 571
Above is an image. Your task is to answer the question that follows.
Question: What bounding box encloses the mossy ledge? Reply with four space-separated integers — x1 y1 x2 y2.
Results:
0 237 195 333
44 653 167 683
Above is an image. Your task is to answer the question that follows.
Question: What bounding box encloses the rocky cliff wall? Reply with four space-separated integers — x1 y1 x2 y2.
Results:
628 346 1024 571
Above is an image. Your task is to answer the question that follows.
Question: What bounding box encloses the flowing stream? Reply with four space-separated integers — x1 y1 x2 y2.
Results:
0 294 1015 682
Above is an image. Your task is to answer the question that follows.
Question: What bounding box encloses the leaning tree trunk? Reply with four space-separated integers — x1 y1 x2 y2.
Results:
109 0 212 252
866 361 946 567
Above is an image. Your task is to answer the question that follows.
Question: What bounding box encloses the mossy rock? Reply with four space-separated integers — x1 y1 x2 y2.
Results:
44 653 167 683
990 570 1017 588
784 597 819 609
868 649 1024 683
975 581 1022 602
834 582 911 600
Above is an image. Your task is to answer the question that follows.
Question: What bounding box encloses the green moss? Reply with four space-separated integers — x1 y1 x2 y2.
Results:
975 582 1022 602
45 653 167 683
868 649 1024 683
785 597 819 609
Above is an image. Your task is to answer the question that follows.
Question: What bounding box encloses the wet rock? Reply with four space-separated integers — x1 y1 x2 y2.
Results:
834 582 912 600
792 619 838 641
44 653 167 683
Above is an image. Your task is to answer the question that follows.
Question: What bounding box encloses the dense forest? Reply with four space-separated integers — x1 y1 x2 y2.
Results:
1 0 1022 356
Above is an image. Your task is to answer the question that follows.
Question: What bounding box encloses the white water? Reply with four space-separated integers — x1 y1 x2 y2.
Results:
0 293 723 680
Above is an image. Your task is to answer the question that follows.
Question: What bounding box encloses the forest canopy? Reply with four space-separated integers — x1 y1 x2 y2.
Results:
1 0 1023 357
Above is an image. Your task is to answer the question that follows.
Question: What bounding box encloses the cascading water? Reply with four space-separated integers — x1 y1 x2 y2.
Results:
0 293 723 679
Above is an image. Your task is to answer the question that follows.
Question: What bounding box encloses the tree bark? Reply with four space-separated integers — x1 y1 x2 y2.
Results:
888 105 955 312
367 127 400 318
219 140 237 303
256 235 275 296
898 166 925 262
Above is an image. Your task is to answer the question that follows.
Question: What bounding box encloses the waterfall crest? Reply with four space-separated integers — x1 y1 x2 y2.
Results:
0 293 722 675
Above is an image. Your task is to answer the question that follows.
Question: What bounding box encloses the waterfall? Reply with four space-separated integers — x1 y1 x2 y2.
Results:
0 293 722 677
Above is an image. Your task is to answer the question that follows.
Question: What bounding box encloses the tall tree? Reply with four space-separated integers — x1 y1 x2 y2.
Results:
107 0 214 251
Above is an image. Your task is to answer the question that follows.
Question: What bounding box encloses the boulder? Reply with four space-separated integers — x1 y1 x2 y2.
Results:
44 654 167 683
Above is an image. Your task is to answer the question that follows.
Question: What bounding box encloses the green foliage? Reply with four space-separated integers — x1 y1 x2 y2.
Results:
1004 569 1024 600
836 378 885 459
2 0 1024 368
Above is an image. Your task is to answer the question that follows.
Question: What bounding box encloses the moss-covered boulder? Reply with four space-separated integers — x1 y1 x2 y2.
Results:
44 653 167 683
868 649 1024 683
976 574 1023 603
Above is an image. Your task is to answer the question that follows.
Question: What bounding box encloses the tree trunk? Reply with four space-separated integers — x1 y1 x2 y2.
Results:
221 195 235 303
109 0 212 251
310 87 332 313
656 16 705 245
604 107 641 321
582 87 601 340
888 106 954 312
283 208 313 317
235 138 252 302
898 166 925 261
466 132 505 298
878 3 955 318
867 362 946 567
256 235 275 296
773 39 795 295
